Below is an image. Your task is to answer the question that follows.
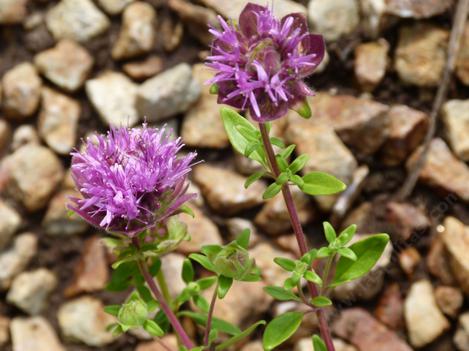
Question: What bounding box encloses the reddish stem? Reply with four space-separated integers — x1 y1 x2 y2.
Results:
132 237 195 349
203 281 219 349
259 123 336 351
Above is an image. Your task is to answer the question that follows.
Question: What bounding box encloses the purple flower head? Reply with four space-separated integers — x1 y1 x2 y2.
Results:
68 124 197 237
206 3 325 122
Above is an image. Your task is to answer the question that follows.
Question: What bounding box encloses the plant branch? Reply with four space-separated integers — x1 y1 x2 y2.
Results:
132 237 195 349
204 281 219 348
258 123 336 351
397 0 469 200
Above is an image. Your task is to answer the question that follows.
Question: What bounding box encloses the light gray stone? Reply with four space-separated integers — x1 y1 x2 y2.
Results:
200 0 306 19
354 39 389 91
442 99 469 161
11 125 40 151
97 0 134 14
11 317 65 351
455 312 469 351
0 0 28 24
0 200 21 249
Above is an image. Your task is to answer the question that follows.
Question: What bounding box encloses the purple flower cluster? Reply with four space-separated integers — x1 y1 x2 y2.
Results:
69 124 196 236
206 3 325 122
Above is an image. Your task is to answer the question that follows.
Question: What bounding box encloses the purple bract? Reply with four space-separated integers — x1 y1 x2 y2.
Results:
69 124 197 236
206 3 325 122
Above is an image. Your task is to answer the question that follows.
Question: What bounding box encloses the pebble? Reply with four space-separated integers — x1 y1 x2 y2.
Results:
442 99 469 161
46 0 110 42
333 308 412 351
11 125 40 151
407 138 469 202
0 233 37 290
38 87 80 155
295 337 357 351
0 120 11 155
380 105 428 166
34 39 93 92
434 286 463 318
226 217 260 247
7 268 57 315
137 63 201 122
395 23 449 86
375 283 404 330
2 62 42 120
178 206 222 253
0 200 21 249
159 15 183 52
136 335 178 351
455 312 469 351
0 315 9 347
3 144 64 211
354 39 389 91
250 242 294 286
307 93 390 156
404 280 449 347
193 164 266 215
86 71 139 126
159 254 185 298
241 341 264 351
456 23 469 86
427 232 456 285
274 234 301 258
97 0 134 15
58 296 117 346
112 2 156 60
441 216 469 295
308 0 359 41
385 201 430 241
0 0 28 24
385 0 453 18
65 236 108 296
11 317 66 351
255 188 315 236
398 247 421 277
122 56 163 81
181 63 229 149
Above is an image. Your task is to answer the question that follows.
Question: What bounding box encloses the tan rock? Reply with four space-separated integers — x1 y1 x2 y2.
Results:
0 0 28 24
435 285 463 318
11 125 40 151
46 0 110 42
0 200 21 249
404 280 449 347
354 39 389 90
159 254 185 299
97 0 134 15
159 15 183 52
225 217 260 247
122 56 163 81
193 164 266 215
4 144 64 211
427 232 456 285
112 2 156 60
385 201 430 241
38 87 80 154
385 0 453 18
11 317 66 351
0 120 11 154
442 99 469 161
441 217 469 295
395 23 448 86
181 63 229 149
2 62 42 119
398 247 421 277
456 23 469 85
34 40 93 92
295 337 358 351
375 283 404 330
455 312 469 351
136 335 178 351
241 341 264 351
0 315 9 347
178 207 222 253
250 242 294 286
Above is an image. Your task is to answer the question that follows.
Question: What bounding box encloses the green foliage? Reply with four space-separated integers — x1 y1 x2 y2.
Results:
311 296 332 307
178 311 241 336
300 172 346 196
215 321 266 350
264 286 300 302
312 335 327 351
263 312 304 350
217 276 233 299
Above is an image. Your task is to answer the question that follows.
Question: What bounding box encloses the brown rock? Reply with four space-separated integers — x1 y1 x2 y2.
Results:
442 99 469 161
66 236 109 296
181 64 229 149
386 202 430 241
241 341 264 351
178 207 222 253
275 234 302 258
354 39 389 91
159 15 183 52
0 0 28 24
333 308 412 351
435 286 463 318
0 120 11 155
398 247 421 277
122 56 163 81
136 335 178 351
407 138 469 202
11 317 66 351
455 312 469 351
375 283 404 330
193 164 266 215
441 217 469 295
255 188 314 236
427 232 456 285
34 39 93 92
250 242 294 286
0 315 9 347
97 0 134 15
380 105 429 165
456 23 469 85
3 144 64 211
395 23 449 86
225 217 260 247
38 87 80 155
11 125 40 151
0 200 21 249
2 63 42 119
385 0 453 18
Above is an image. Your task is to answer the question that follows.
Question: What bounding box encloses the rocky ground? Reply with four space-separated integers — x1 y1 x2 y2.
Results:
0 0 468 350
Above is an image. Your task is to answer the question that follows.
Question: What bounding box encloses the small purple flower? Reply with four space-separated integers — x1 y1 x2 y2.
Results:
206 3 325 122
69 124 197 237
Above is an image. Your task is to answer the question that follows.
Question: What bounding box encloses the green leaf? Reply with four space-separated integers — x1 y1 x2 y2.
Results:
104 305 121 317
303 270 323 286
289 154 309 174
301 249 318 265
275 172 289 186
196 276 218 290
270 137 285 148
323 222 336 244
301 172 346 196
279 144 296 159
201 245 223 258
331 234 389 287
220 107 266 166
106 261 137 291
337 247 357 261
190 253 216 272
263 182 282 199
290 174 304 188
264 286 300 301
312 335 327 351
210 84 219 94
118 297 148 328
215 320 266 350
182 258 195 284
311 296 332 307
143 320 164 337
235 229 250 250
317 247 333 258
273 257 296 272
294 99 312 119
336 224 357 246
178 311 241 336
193 295 210 313
217 275 233 299
262 312 303 351
180 204 195 218
245 171 264 188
